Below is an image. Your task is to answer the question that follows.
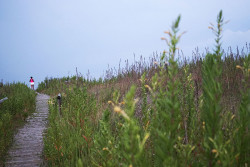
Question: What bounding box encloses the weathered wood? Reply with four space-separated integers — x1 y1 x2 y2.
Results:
5 94 50 167
0 97 8 104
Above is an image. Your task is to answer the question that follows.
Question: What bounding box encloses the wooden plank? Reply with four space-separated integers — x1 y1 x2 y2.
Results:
0 97 8 104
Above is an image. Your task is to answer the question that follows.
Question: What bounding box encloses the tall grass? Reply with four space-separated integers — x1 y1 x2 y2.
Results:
40 10 249 166
0 82 36 164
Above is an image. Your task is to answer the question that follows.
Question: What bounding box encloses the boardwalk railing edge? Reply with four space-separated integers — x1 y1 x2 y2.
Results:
0 97 8 104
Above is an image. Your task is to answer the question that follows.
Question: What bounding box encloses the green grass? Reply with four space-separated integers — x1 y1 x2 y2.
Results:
0 82 36 164
39 10 249 166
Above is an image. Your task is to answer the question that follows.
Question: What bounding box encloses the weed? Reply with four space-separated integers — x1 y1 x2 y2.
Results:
39 10 249 167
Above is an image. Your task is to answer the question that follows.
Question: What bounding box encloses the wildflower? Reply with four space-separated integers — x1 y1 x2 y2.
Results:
48 100 55 105
144 85 153 93
114 106 122 113
208 26 214 30
114 106 130 120
108 101 114 105
212 149 217 153
236 65 243 70
103 147 109 151
164 31 171 36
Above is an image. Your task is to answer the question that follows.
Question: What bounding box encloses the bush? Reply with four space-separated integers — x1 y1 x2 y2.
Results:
41 10 249 166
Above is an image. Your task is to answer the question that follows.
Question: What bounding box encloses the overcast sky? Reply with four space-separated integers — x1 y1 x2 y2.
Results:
0 0 249 88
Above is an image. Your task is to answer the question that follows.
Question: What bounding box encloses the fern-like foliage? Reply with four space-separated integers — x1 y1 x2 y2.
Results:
236 54 250 166
201 10 226 166
153 15 184 166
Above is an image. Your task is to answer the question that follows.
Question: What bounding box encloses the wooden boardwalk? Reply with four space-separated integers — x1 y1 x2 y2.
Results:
5 94 50 167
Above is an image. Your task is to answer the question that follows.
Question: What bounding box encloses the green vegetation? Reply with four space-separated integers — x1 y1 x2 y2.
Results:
0 82 36 164
39 10 249 166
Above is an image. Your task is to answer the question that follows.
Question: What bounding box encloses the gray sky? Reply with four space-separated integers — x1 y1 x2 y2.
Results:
0 0 249 88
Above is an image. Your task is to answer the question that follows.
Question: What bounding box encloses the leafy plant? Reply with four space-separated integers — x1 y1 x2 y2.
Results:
39 10 249 167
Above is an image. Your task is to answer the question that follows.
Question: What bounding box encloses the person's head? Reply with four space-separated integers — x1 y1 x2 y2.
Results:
30 76 33 79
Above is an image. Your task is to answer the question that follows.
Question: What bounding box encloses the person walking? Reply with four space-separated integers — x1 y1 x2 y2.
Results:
29 77 35 90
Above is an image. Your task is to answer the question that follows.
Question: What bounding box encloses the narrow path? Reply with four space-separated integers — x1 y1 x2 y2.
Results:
5 93 50 167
